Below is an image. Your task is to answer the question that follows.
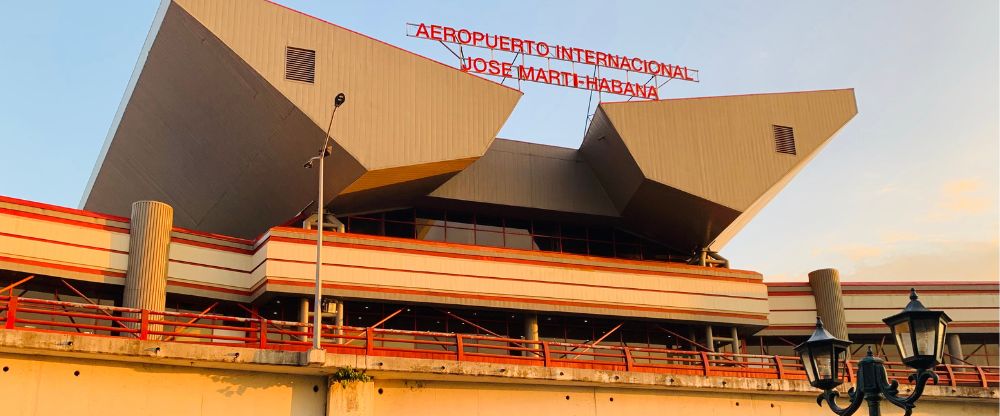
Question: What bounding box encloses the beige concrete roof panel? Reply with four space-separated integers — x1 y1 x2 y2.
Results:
173 0 522 171
600 89 857 211
429 139 619 217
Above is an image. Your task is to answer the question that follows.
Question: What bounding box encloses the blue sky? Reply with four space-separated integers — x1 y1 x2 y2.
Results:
0 1 996 282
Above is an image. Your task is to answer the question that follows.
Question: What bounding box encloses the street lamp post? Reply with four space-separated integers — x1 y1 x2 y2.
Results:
796 289 952 416
304 92 346 351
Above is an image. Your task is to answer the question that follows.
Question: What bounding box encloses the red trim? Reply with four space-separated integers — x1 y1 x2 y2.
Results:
262 1 523 94
171 226 253 246
269 228 762 281
841 281 1000 287
771 306 1000 312
0 194 129 222
842 289 999 295
600 88 855 105
0 231 127 255
169 259 249 274
166 280 251 297
767 288 999 296
267 257 769 301
264 277 769 321
764 322 1000 331
171 237 253 255
0 255 125 279
0 207 129 234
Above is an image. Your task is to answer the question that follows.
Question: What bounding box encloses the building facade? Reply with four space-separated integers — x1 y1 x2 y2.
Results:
0 0 996 415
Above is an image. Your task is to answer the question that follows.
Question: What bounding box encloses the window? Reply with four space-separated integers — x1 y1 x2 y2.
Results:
339 208 688 263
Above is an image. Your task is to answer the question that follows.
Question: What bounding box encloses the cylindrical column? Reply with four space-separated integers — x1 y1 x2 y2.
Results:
522 313 540 356
705 325 715 352
730 326 740 354
947 334 965 364
808 268 849 341
334 299 345 344
299 297 311 342
123 201 173 338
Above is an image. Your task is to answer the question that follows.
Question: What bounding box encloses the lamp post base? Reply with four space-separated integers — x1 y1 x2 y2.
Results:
303 347 327 367
818 349 936 416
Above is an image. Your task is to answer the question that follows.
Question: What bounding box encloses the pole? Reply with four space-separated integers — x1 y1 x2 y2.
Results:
313 104 340 351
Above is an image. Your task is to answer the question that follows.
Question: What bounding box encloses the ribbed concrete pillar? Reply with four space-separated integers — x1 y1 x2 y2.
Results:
808 268 849 341
123 201 173 338
947 334 965 364
705 325 715 352
522 314 540 356
334 300 345 344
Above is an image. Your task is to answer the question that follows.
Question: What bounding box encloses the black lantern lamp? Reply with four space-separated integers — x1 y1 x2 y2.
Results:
803 288 950 416
796 317 852 390
882 288 952 371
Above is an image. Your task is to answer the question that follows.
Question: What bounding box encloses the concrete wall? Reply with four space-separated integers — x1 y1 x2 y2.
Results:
332 379 998 416
0 352 325 416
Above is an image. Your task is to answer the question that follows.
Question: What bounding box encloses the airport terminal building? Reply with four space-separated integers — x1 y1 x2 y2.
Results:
0 1 996 415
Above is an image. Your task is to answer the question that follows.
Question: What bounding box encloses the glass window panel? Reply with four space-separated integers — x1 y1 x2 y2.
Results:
446 212 474 228
800 350 816 382
589 227 613 242
643 244 673 262
835 347 846 380
384 209 414 222
348 217 382 235
384 221 415 238
532 221 560 237
614 230 640 244
415 225 445 242
504 233 533 250
562 239 588 255
446 227 474 245
562 224 587 239
504 218 531 235
615 244 642 260
894 321 914 358
937 321 946 361
813 347 833 379
532 236 560 252
475 230 504 247
914 318 938 357
416 209 444 225
476 215 503 232
589 241 614 257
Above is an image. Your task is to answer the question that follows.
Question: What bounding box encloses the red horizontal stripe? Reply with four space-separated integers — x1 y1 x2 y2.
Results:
274 227 761 277
0 231 127 255
166 280 250 296
0 254 125 278
0 194 129 222
267 234 762 285
0 207 129 234
264 277 769 321
267 257 768 301
171 237 253 255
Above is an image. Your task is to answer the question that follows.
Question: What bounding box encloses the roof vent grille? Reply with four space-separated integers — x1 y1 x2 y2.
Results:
773 125 796 155
285 46 316 83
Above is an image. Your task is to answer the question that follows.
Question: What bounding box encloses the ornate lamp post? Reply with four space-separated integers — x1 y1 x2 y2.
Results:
796 289 951 416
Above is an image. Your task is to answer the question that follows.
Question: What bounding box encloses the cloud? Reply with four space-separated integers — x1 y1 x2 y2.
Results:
925 178 991 220
840 240 999 282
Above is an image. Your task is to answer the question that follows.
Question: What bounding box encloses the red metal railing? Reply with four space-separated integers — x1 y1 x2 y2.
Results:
1 295 996 388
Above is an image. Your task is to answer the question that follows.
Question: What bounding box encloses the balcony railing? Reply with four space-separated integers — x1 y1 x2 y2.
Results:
1 295 996 388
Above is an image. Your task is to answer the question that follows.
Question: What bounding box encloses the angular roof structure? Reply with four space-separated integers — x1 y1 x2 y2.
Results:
83 0 858 253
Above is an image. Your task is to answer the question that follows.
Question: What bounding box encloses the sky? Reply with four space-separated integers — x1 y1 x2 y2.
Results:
0 1 996 283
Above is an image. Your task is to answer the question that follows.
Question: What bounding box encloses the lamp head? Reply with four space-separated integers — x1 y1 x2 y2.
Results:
882 288 951 371
795 317 852 390
334 93 346 108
